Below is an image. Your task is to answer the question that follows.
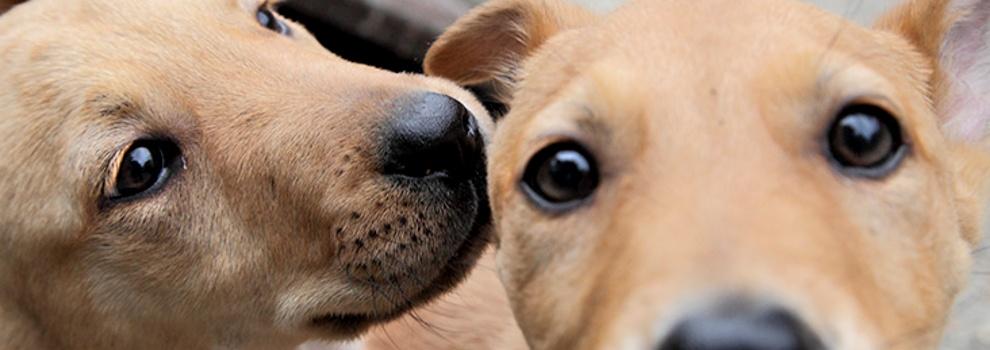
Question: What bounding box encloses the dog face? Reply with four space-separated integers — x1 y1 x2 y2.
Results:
0 0 492 348
426 0 990 348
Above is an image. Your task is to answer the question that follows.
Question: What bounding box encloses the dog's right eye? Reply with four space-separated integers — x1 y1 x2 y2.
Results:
521 142 599 212
109 140 182 200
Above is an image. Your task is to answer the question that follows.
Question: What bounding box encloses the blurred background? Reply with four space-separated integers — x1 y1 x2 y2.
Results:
278 0 989 349
277 0 893 73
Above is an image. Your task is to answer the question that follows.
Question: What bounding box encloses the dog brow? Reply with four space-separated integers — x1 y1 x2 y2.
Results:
573 104 612 142
88 94 138 118
813 64 904 120
98 102 138 118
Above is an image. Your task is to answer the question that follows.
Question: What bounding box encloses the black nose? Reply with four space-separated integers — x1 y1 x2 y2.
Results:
381 92 482 180
659 300 825 350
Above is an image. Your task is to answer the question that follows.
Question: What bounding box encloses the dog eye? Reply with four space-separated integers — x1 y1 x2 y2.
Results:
256 6 290 36
521 142 599 211
110 140 182 200
827 104 907 178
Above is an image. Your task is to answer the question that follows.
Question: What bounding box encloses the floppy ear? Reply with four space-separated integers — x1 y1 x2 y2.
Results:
424 0 595 116
878 0 990 244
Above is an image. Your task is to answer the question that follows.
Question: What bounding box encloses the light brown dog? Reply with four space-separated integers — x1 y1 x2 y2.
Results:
0 0 496 349
409 0 990 348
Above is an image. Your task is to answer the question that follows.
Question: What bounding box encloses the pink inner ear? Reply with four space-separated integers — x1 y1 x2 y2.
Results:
944 93 989 142
941 1 990 142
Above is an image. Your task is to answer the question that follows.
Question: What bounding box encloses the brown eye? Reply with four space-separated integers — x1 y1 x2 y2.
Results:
111 140 182 200
521 142 599 212
256 7 290 36
827 104 907 178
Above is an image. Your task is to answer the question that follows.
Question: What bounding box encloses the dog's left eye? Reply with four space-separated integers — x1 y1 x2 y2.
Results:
826 104 907 178
256 6 290 36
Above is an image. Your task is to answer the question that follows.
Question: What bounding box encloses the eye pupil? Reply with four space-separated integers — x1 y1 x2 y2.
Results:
523 143 599 210
538 150 594 200
827 104 905 177
120 147 159 191
834 114 890 164
113 141 179 200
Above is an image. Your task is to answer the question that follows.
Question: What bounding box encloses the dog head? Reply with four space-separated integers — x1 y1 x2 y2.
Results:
0 0 492 348
427 0 990 348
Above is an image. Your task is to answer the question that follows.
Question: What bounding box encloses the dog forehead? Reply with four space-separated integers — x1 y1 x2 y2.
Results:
604 0 849 42
3 0 239 25
0 0 314 96
518 0 932 131
594 1 895 79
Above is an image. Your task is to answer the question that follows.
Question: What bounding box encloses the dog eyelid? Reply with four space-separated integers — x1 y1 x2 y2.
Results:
836 94 901 118
100 146 130 199
830 94 911 144
518 134 594 177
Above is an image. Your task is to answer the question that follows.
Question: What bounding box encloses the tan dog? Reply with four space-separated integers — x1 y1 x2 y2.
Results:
0 0 496 349
412 0 990 348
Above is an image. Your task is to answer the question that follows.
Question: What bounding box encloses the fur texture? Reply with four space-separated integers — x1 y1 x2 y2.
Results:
0 1 493 349
413 0 990 349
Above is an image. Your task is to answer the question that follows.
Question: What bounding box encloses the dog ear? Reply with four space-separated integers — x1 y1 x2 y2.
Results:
878 0 990 244
424 0 595 116
878 0 990 143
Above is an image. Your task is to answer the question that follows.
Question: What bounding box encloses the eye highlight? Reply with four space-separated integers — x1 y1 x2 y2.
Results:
826 104 907 179
107 140 183 202
256 4 291 36
521 142 600 212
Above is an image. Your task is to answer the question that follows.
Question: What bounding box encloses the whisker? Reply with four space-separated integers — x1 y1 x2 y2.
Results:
478 265 497 274
371 270 454 339
371 322 402 350
409 310 456 340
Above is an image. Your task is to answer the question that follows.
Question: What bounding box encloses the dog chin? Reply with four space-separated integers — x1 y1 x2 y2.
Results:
309 183 492 338
310 312 400 338
308 229 491 339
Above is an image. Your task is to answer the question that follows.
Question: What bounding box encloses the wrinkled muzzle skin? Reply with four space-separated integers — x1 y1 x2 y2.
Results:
0 0 492 349
423 0 990 349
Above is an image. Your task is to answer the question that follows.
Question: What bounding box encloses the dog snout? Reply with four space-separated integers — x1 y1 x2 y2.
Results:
658 298 825 350
380 92 482 180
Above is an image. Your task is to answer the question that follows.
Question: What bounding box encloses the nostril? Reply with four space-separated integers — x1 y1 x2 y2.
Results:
381 92 482 180
658 301 825 350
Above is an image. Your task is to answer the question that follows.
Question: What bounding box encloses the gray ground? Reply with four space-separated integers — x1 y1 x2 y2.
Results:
947 247 990 349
